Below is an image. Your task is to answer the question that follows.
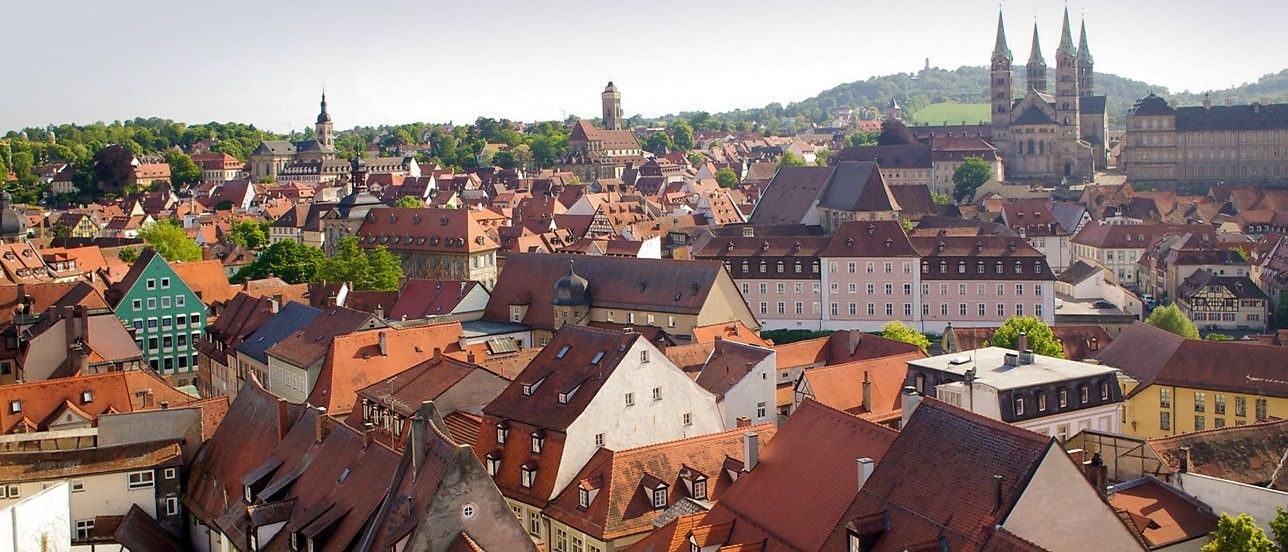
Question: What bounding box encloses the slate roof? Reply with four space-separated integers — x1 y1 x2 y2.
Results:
1079 95 1107 115
1012 104 1057 125
1095 322 1288 398
834 144 932 168
1175 102 1288 131
234 301 324 365
817 220 918 257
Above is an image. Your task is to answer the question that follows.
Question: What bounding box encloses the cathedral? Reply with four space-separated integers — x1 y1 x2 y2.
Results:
990 9 1108 182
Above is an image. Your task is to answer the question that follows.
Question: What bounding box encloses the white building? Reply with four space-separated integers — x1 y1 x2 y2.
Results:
904 345 1125 440
0 482 71 552
691 339 778 428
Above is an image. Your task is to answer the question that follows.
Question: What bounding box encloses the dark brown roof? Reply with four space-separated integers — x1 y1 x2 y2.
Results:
353 353 485 418
1096 322 1288 398
888 185 937 219
482 325 638 431
1149 419 1288 488
484 253 727 330
818 220 918 257
694 340 774 398
1175 102 1288 131
113 504 184 552
834 144 932 168
912 235 1053 280
1072 223 1215 249
1177 270 1268 301
1056 260 1102 285
1107 477 1218 548
747 161 896 226
265 305 382 368
387 280 481 320
693 235 830 259
0 439 181 482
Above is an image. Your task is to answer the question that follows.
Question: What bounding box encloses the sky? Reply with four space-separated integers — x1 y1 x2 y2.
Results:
4 0 1285 133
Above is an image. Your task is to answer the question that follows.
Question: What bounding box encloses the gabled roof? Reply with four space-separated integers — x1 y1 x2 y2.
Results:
1056 260 1102 285
1072 223 1215 249
819 220 918 257
1095 322 1288 398
800 351 926 417
1176 270 1268 301
0 439 181 482
234 302 324 364
822 399 1055 551
0 370 193 434
483 325 638 431
387 280 483 320
695 400 898 550
352 352 484 419
690 320 769 347
774 331 922 371
834 144 932 168
747 161 897 226
1012 104 1057 125
264 305 380 368
1149 418 1288 488
308 322 465 414
544 424 778 541
694 340 774 399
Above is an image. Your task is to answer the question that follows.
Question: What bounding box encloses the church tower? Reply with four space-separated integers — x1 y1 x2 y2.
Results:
1078 18 1095 96
1055 8 1081 133
316 90 334 149
990 11 1014 133
601 82 622 130
1025 23 1048 93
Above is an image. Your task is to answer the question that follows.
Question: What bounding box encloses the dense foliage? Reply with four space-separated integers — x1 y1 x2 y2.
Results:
138 219 201 262
1202 513 1275 552
988 316 1064 357
952 156 993 202
1145 304 1200 339
880 321 930 352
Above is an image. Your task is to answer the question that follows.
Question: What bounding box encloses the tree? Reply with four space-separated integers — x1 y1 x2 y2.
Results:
117 247 140 264
393 196 423 208
1145 304 1200 339
815 148 833 167
324 236 371 287
848 131 879 147
1269 505 1288 551
1202 513 1275 552
1276 290 1288 329
233 240 326 284
881 321 930 352
952 156 992 203
686 152 705 167
91 144 135 195
644 132 674 155
779 152 806 167
228 220 268 250
877 119 915 145
491 150 516 168
510 143 534 171
138 219 201 262
366 246 404 291
1204 333 1233 341
988 316 1064 357
671 119 695 151
164 150 201 186
715 167 740 188
9 151 33 179
931 191 952 205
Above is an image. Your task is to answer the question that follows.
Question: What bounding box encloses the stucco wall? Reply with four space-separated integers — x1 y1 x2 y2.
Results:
1177 473 1288 533
1005 446 1144 551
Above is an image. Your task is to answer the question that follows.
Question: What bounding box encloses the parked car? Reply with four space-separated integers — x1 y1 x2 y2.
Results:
1092 300 1116 309
1141 294 1156 307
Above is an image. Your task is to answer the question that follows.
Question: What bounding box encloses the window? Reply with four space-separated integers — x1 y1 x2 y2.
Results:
166 495 180 516
1058 390 1068 408
127 470 155 490
496 424 508 444
1215 417 1227 429
579 488 591 509
625 393 634 406
652 387 662 401
176 295 186 308
693 479 708 500
160 277 170 289
1038 394 1048 411
8 400 19 413
652 487 668 508
1235 397 1247 417
683 412 692 425
164 467 177 480
595 433 604 447
1194 415 1206 431
147 298 157 310
1215 394 1227 415
146 279 156 290
132 299 142 310
757 402 767 419
1160 411 1171 431
531 433 544 454
486 455 501 476
1015 397 1025 416
71 480 84 493
520 466 536 488
76 520 95 540
528 510 540 536
640 350 649 363
1160 388 1171 408
1194 392 1206 413
1080 386 1089 404
0 485 17 499
1100 382 1110 401
161 296 171 309
1257 398 1268 420
1056 424 1070 442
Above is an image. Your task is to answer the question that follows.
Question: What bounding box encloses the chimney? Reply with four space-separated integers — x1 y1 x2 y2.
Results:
362 422 374 450
900 386 922 428
378 331 388 356
857 457 875 489
1202 93 1212 110
314 406 328 443
1178 446 1190 473
410 401 433 477
735 416 751 429
861 371 872 411
1017 332 1028 359
270 298 280 314
160 401 169 410
375 304 384 319
742 431 759 472
993 474 1004 511
278 399 292 440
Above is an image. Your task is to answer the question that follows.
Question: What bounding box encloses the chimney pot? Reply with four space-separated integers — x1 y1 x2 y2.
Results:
1178 446 1191 473
362 422 374 449
993 474 1004 510
857 457 875 489
742 431 759 472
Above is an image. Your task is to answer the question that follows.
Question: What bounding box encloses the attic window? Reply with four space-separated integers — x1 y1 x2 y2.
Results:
531 431 545 454
556 345 571 359
338 468 351 483
8 400 19 413
674 292 682 301
693 478 708 500
520 464 537 488
651 486 668 509
496 422 509 444
82 391 93 404
578 487 591 509
590 351 605 364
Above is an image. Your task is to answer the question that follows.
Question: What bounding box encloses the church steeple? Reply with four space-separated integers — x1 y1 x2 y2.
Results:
992 10 1012 63
315 88 335 150
1057 7 1076 57
1025 23 1048 93
1077 17 1095 95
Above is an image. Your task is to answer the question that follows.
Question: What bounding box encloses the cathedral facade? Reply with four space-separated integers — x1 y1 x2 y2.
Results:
990 9 1108 182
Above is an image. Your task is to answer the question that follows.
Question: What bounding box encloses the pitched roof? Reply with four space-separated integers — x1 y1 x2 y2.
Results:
694 340 775 399
834 144 932 168
1175 102 1288 131
800 351 926 417
0 370 194 434
0 282 106 324
356 208 499 254
0 439 181 482
112 504 184 552
483 325 639 431
264 305 381 368
747 161 897 226
1071 223 1215 249
773 330 923 370
690 320 769 347
234 301 324 364
1177 270 1268 301
545 424 778 541
697 400 898 550
170 259 236 306
308 322 464 414
1107 477 1218 548
1095 322 1288 398
1148 418 1288 488
822 399 1054 551
387 279 483 320
818 220 918 257
484 253 728 330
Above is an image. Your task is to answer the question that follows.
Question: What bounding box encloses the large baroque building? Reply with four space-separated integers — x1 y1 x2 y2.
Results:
1123 93 1288 187
556 83 643 181
248 92 338 181
990 10 1108 181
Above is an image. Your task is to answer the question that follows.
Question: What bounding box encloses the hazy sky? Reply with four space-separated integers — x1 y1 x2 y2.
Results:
5 0 1285 133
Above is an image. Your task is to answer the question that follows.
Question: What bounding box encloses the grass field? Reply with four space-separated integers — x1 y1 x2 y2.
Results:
908 102 990 125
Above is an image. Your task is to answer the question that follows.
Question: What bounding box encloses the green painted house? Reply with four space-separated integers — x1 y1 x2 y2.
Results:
105 249 206 386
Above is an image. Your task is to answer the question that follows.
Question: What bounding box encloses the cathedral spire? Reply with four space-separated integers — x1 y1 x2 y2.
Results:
317 88 331 124
1078 17 1093 63
992 10 1012 62
1057 7 1076 56
1027 23 1046 66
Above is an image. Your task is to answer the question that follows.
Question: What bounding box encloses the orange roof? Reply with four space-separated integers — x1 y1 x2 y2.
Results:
0 371 195 433
800 351 926 417
171 259 236 306
690 320 769 347
307 322 466 414
624 512 708 552
1108 478 1217 548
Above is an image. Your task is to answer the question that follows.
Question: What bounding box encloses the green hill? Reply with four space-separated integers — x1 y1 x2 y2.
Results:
907 102 990 125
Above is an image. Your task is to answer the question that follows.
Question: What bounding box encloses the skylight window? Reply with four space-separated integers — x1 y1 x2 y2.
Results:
556 345 571 359
590 351 605 364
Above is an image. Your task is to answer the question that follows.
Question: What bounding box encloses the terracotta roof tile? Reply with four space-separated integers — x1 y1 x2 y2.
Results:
1107 477 1218 548
800 351 926 417
264 305 381 369
1149 418 1288 487
171 259 236 306
308 322 465 414
690 321 768 347
0 439 181 482
0 370 194 434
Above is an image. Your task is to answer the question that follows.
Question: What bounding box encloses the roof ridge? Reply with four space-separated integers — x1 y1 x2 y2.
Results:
1148 416 1288 445
795 398 900 437
611 424 775 455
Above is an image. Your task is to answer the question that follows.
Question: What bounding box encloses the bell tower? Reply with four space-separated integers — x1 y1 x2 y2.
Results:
601 82 622 130
1025 23 1048 93
1055 8 1080 133
1078 17 1095 96
990 10 1014 134
316 89 334 149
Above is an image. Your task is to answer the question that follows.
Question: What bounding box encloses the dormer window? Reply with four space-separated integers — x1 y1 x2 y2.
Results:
81 391 93 404
579 487 591 509
244 485 253 503
520 463 537 488
1015 397 1025 416
1080 385 1090 404
531 431 545 454
693 478 707 500
652 486 668 509
485 453 501 476
496 422 509 444
9 400 19 413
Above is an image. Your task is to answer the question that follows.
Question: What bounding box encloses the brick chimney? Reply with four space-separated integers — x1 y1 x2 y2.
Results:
735 416 751 429
314 406 328 443
861 371 872 412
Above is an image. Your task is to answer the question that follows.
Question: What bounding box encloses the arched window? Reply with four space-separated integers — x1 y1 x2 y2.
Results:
1027 139 1036 154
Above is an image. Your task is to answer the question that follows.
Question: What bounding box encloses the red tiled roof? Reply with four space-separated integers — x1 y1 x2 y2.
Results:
0 371 194 434
264 305 381 369
690 321 769 347
355 207 499 254
1148 418 1288 488
308 322 465 414
171 259 236 306
694 340 774 399
774 331 922 371
1096 322 1288 398
800 351 926 417
1071 223 1215 249
1107 478 1218 548
387 279 481 320
0 439 181 482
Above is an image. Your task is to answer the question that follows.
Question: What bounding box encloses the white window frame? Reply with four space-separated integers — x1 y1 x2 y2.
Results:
127 470 155 490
